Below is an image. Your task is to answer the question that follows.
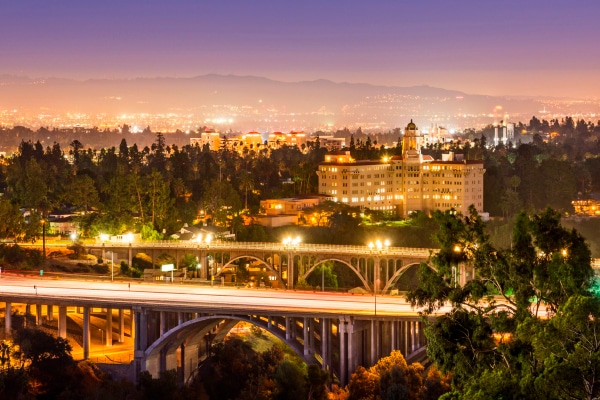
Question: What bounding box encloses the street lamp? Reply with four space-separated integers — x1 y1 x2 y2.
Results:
368 239 390 294
70 232 77 245
106 251 114 281
41 219 46 260
196 234 212 282
453 245 461 288
368 239 390 316
282 235 301 289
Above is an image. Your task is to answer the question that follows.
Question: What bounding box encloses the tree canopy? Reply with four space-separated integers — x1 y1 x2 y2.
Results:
407 206 596 399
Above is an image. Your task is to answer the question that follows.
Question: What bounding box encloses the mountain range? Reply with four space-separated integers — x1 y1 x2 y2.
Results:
1 74 596 130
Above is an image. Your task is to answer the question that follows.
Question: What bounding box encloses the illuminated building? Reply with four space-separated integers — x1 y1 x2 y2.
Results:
318 120 485 217
572 195 600 217
190 128 221 150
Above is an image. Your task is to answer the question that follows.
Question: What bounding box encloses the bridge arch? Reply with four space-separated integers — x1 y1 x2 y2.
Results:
220 255 285 287
144 314 314 383
302 258 370 291
382 262 436 293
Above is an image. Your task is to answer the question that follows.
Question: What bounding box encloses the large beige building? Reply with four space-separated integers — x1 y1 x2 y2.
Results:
318 120 485 217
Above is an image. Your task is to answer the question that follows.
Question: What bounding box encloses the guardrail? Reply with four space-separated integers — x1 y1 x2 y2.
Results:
84 240 435 257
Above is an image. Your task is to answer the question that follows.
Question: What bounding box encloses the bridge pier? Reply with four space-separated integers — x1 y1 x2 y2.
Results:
47 305 53 321
58 306 67 338
83 306 90 360
119 309 125 343
106 308 113 346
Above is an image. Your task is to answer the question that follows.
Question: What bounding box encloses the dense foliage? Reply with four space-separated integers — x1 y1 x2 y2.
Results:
407 206 598 399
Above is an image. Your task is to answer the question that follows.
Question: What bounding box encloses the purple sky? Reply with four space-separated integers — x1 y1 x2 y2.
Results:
2 0 600 98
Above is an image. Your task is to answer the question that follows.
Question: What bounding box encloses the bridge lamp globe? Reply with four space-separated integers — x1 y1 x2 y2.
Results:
100 233 109 243
70 232 77 244
205 234 212 244
124 233 134 243
384 239 390 248
375 239 383 250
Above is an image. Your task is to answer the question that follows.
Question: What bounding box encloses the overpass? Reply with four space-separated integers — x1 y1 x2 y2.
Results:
0 275 440 386
84 241 462 293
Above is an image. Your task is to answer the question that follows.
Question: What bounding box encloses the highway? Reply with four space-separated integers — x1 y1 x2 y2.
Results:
0 274 446 317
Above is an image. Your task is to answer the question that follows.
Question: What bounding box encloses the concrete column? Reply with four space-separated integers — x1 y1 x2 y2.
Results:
178 312 184 325
160 311 166 336
119 309 125 343
310 318 315 354
303 317 310 355
391 320 397 351
267 316 272 330
321 318 329 371
83 307 90 360
285 317 291 340
411 321 416 353
339 321 347 386
5 302 11 336
106 308 113 346
404 320 410 356
370 319 377 366
47 305 53 321
289 254 294 289
25 304 30 327
179 343 186 387
58 306 67 338
140 310 148 351
35 304 42 326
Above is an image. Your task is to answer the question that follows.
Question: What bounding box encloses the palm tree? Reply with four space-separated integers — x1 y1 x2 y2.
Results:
239 170 254 210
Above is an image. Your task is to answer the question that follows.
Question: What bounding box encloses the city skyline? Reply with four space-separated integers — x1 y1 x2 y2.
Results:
2 0 600 99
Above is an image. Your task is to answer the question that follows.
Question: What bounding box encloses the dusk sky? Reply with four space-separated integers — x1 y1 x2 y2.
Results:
2 0 600 98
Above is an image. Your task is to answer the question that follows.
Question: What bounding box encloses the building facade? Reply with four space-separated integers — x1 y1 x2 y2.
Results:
318 120 485 217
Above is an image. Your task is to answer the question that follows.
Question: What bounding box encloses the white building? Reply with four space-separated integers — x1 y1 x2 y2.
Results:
318 120 485 217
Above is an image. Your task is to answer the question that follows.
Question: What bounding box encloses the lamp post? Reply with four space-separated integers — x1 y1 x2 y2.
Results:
368 239 390 316
282 236 300 290
453 245 461 288
106 251 114 281
41 219 46 260
196 234 212 283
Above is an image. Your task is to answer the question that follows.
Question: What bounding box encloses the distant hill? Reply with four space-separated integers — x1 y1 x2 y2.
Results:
0 74 583 130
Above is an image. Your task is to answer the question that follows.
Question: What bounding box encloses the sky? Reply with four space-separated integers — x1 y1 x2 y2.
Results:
2 0 600 98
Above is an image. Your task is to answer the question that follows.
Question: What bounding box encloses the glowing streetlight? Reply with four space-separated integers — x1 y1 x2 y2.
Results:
282 236 301 289
367 238 390 315
452 245 461 288
106 251 114 281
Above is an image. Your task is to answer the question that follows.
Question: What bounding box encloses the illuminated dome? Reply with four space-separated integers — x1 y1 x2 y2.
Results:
406 119 417 130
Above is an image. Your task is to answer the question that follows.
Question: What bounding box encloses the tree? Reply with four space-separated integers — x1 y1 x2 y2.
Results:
520 295 600 400
64 174 99 214
346 350 448 400
406 206 593 398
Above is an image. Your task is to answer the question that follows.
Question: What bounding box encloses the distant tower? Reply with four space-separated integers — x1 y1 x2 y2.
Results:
402 119 422 160
506 123 515 142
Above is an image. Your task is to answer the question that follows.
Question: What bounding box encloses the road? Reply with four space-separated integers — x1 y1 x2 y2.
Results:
0 274 448 317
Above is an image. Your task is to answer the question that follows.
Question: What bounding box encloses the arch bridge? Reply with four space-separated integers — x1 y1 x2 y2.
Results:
1 279 429 387
85 241 466 293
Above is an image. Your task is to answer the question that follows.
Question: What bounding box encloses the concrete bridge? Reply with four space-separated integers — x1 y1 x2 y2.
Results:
84 241 472 293
0 277 433 387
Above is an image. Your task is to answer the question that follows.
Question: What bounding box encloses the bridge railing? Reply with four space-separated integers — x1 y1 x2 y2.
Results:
87 240 435 257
